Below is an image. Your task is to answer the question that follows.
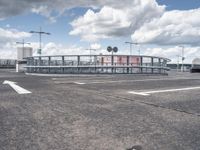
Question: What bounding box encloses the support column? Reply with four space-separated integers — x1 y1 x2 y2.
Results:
127 56 129 74
111 55 114 74
48 56 51 73
94 55 97 73
77 56 80 73
140 56 143 73
62 56 65 73
39 56 42 73
151 57 154 74
158 58 161 74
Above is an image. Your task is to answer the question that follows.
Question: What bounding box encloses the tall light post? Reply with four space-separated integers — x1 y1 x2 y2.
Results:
86 48 97 57
125 41 138 55
176 55 181 72
86 48 97 64
16 39 31 51
30 27 50 55
179 45 185 72
137 44 141 55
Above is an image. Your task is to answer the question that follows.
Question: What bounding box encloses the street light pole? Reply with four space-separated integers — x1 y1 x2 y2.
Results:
179 45 185 72
125 42 138 55
176 55 181 72
138 44 141 55
86 48 97 64
16 39 31 52
30 27 50 55
39 27 42 51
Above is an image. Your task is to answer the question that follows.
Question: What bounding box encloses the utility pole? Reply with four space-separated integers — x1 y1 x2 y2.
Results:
30 27 50 55
16 39 31 51
125 41 138 55
179 45 185 72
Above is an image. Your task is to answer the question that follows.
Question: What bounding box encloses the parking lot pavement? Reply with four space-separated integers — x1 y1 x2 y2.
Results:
1 69 200 150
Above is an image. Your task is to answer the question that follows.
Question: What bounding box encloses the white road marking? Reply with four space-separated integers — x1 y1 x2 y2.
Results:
71 77 200 85
73 82 86 85
128 86 200 96
3 80 32 94
128 91 150 96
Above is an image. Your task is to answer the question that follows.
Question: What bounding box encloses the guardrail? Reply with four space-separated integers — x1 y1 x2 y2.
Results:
0 59 16 68
26 55 171 74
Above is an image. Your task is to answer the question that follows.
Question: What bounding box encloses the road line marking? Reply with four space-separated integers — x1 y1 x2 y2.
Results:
74 82 86 85
3 80 32 94
128 91 150 96
52 77 200 85
128 86 200 96
74 77 200 84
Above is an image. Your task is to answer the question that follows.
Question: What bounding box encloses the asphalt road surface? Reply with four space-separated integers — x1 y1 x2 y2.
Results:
1 69 200 150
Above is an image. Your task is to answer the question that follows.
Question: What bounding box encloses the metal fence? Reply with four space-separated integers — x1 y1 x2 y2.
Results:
0 59 16 68
26 55 170 74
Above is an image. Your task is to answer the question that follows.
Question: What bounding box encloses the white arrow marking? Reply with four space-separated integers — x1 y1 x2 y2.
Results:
128 86 200 96
3 80 32 94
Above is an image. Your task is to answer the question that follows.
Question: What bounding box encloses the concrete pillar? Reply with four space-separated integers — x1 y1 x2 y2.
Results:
94 56 97 73
77 56 80 73
16 60 28 73
38 56 42 73
151 57 154 74
62 56 65 73
127 56 129 74
48 56 51 73
111 55 114 74
140 56 143 73
159 58 161 74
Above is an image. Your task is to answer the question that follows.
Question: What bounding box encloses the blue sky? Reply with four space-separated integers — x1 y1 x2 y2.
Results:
0 0 200 63
157 0 200 10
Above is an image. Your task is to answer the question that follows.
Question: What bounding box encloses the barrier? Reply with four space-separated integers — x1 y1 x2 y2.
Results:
25 55 170 74
0 59 16 68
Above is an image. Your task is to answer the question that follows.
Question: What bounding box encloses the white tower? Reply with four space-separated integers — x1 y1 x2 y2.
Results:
16 47 33 72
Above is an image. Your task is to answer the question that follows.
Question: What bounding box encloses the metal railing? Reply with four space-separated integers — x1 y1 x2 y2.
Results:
26 55 171 74
0 59 16 68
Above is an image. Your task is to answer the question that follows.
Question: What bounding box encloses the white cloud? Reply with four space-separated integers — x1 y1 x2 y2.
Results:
69 0 164 41
69 7 131 41
132 8 200 46
0 42 17 59
0 0 164 21
0 28 31 43
33 42 86 56
143 46 200 63
31 5 57 23
0 28 31 59
90 43 101 49
0 41 86 59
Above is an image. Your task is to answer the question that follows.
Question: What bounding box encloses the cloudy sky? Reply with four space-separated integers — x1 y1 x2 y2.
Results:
0 0 200 63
